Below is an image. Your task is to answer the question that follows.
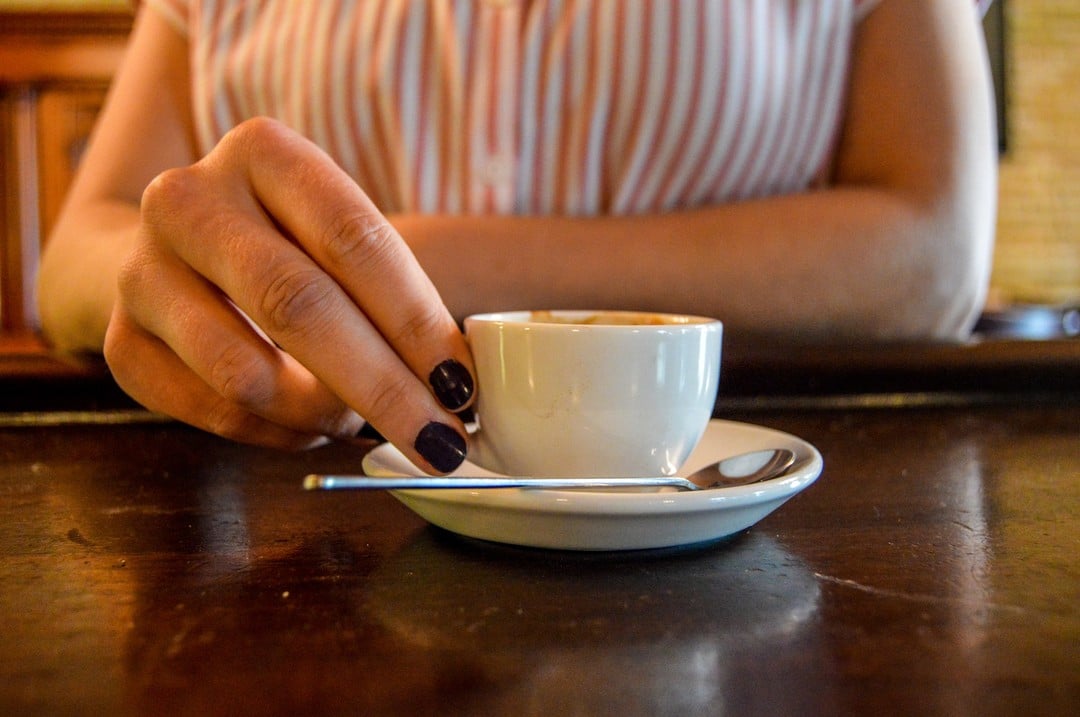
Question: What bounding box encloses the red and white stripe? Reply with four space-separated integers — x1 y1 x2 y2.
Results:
145 0 985 216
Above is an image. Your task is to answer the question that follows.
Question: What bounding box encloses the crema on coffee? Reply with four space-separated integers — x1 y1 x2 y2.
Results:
528 310 702 326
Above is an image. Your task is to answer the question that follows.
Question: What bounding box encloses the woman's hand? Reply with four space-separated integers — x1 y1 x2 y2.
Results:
105 117 475 474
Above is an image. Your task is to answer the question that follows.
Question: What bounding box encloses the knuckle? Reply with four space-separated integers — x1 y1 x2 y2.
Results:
115 247 155 301
322 211 399 272
218 116 285 155
207 341 276 411
139 166 223 254
202 397 260 443
237 115 286 140
256 263 340 339
359 372 414 425
141 166 200 220
388 306 448 347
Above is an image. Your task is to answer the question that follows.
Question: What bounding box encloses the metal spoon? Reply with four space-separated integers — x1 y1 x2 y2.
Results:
303 448 796 492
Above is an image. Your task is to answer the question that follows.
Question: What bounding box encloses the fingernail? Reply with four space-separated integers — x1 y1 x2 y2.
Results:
429 359 474 411
414 422 467 473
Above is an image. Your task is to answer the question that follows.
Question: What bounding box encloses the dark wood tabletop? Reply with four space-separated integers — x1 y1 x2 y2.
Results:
2 386 1077 716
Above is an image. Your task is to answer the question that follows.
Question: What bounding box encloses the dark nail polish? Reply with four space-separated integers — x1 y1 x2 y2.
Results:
429 359 474 411
414 422 467 473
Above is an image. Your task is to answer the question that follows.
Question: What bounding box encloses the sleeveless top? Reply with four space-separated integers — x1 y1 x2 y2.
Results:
144 0 979 216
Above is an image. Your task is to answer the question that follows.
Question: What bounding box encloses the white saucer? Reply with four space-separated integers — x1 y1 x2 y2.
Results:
362 419 823 551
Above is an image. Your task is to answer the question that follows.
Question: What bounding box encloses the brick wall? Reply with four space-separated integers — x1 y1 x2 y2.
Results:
992 0 1080 305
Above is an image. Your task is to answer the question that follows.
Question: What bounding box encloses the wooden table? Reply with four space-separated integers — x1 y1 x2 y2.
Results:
2 388 1077 716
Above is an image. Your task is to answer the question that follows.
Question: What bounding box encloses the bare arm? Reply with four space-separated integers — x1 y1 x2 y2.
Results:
396 0 997 341
37 8 198 352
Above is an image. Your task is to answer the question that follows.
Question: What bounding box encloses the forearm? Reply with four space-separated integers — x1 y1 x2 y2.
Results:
395 183 993 341
37 6 195 355
36 200 140 353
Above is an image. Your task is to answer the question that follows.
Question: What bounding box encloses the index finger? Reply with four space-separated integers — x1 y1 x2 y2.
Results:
237 119 476 415
181 119 474 473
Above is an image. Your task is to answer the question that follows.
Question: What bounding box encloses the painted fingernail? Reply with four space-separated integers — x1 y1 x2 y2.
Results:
429 359 474 411
414 421 467 473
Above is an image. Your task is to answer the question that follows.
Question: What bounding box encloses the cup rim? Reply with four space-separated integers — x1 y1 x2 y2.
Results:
464 309 722 328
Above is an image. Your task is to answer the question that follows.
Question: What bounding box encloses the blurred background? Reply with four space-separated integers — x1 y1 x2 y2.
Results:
1 0 1077 352
982 0 1078 307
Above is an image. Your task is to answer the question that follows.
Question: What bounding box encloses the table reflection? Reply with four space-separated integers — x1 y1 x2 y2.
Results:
2 402 1076 716
370 531 821 711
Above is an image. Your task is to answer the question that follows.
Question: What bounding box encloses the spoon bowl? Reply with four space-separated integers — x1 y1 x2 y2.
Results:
303 448 797 492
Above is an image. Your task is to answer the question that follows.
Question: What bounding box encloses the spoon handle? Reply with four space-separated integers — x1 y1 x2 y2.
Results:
303 474 691 491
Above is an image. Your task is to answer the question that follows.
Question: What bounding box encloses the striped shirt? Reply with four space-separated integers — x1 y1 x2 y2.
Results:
145 0 983 216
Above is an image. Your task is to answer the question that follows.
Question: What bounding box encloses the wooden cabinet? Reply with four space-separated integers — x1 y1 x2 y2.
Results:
0 10 131 372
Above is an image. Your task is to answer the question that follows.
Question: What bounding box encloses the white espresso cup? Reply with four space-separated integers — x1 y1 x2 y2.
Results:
462 310 723 477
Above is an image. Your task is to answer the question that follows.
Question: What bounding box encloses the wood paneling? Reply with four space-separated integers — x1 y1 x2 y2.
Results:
0 9 130 371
